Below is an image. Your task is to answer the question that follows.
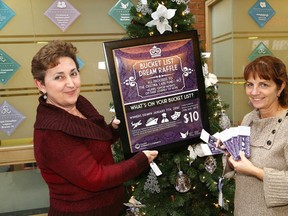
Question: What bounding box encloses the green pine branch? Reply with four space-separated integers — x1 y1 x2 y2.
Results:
113 1 235 215
126 0 194 38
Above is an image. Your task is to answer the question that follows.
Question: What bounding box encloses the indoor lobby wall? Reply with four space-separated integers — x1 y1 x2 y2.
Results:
0 0 126 146
0 0 206 214
206 0 288 125
0 0 127 213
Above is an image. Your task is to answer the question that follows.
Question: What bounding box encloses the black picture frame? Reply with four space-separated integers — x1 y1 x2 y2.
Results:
103 30 210 159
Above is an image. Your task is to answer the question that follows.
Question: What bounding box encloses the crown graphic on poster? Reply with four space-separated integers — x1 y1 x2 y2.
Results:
149 46 162 58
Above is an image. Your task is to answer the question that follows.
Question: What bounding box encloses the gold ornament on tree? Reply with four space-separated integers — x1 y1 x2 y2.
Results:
219 112 231 130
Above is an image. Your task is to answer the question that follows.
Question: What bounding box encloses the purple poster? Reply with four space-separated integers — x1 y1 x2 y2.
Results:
104 31 209 158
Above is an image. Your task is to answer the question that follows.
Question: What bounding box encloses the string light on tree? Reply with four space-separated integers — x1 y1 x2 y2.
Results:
126 0 194 38
112 1 236 215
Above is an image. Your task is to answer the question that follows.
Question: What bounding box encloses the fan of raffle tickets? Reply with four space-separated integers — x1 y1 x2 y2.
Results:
109 0 235 215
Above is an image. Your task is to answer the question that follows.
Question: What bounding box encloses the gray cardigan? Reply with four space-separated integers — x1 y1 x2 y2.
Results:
224 109 288 216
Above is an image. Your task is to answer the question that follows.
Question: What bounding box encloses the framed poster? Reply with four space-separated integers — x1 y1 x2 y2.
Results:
103 30 210 159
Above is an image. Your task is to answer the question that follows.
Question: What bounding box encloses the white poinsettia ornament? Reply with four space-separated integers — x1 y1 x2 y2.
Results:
202 63 218 88
145 4 176 34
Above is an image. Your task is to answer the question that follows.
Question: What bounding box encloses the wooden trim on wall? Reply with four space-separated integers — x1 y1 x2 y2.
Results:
0 145 35 166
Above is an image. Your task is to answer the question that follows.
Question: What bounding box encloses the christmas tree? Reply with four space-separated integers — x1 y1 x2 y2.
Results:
112 1 235 215
125 0 194 38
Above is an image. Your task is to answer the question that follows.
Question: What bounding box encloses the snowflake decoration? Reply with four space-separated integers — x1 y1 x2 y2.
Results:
171 0 190 5
136 2 152 15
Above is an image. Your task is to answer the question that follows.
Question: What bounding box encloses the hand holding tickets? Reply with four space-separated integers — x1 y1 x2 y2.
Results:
200 126 251 161
200 129 225 155
218 126 251 160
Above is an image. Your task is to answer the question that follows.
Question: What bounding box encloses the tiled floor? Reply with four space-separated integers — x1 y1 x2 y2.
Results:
0 208 48 216
30 214 47 216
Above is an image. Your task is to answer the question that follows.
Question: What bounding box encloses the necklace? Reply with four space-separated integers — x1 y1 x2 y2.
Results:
75 109 86 119
68 107 86 119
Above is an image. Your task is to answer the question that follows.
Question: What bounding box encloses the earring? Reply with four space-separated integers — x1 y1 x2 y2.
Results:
43 93 47 99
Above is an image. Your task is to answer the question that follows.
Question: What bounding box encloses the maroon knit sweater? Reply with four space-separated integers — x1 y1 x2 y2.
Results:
33 95 149 216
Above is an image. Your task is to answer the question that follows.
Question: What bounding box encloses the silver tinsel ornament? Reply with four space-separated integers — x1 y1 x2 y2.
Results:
219 112 231 130
175 171 191 193
136 2 152 15
144 169 160 193
204 156 217 174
